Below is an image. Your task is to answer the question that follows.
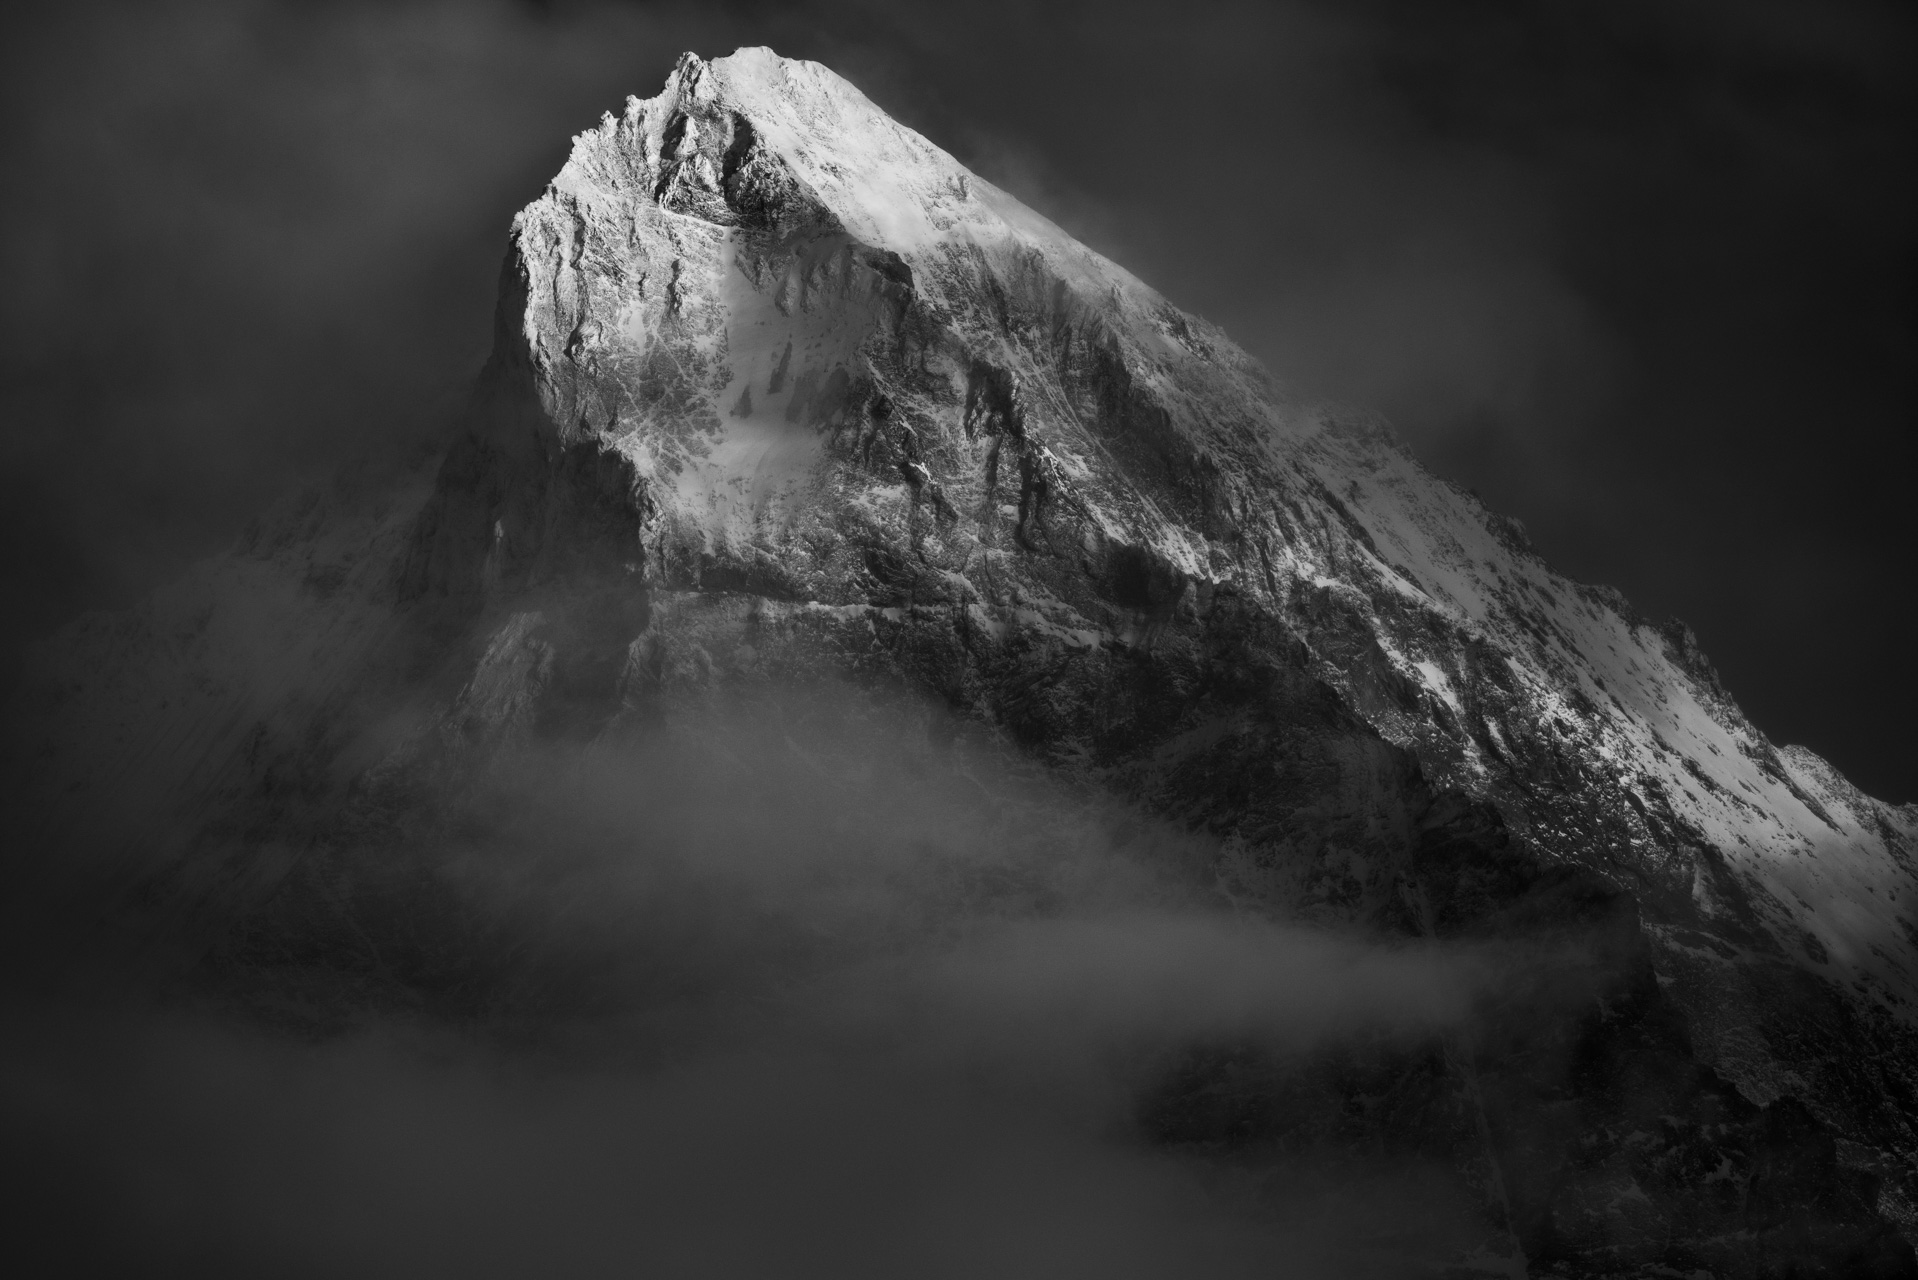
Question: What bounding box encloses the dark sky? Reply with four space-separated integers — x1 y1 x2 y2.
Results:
2 0 1912 799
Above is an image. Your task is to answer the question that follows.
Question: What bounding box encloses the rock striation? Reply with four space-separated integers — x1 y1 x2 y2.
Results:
13 48 1918 1277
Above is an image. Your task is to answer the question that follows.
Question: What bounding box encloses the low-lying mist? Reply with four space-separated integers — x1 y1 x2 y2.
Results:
3 689 1516 1277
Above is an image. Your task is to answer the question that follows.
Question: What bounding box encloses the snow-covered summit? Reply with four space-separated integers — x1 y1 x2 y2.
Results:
556 49 1149 286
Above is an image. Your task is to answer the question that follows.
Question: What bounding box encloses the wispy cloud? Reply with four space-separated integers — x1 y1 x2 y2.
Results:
1 691 1536 1276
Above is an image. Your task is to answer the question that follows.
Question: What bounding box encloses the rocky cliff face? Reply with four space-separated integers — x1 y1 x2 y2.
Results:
13 48 1918 1278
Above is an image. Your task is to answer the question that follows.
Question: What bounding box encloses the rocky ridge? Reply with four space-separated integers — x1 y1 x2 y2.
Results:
13 48 1918 1278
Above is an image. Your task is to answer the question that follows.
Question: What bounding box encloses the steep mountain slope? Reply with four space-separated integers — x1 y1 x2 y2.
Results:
12 48 1916 1277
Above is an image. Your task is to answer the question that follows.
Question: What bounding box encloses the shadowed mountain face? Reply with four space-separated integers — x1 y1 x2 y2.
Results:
8 48 1917 1278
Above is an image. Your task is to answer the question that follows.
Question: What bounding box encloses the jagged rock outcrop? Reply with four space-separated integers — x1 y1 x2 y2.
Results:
11 48 1917 1277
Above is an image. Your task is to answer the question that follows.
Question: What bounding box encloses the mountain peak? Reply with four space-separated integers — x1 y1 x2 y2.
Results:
14 47 1918 1275
547 46 958 251
468 51 1918 1164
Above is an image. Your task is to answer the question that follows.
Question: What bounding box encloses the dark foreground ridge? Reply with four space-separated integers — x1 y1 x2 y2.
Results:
9 48 1916 1278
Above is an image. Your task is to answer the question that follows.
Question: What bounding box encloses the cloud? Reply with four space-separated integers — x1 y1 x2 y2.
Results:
1 691 1518 1277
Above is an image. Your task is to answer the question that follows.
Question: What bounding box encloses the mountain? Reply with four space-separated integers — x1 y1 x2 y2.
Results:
11 48 1917 1278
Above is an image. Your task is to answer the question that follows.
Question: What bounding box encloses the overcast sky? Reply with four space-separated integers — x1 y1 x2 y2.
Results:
1 0 1912 798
